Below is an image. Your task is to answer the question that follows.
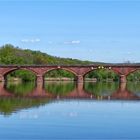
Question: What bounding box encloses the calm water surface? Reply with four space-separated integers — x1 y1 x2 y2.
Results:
0 81 140 139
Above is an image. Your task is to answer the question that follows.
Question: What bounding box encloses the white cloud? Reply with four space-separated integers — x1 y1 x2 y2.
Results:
64 40 80 45
21 38 40 43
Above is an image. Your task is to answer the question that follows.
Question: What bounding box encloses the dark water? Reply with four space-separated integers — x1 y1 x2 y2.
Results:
1 81 140 139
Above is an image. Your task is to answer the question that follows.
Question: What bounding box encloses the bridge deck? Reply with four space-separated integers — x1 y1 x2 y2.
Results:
0 64 140 67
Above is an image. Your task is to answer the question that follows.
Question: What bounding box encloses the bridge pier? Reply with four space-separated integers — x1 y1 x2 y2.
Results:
120 75 127 83
77 75 84 83
119 82 127 92
36 75 44 83
0 82 11 96
30 81 45 96
76 82 84 92
0 82 4 91
0 75 5 82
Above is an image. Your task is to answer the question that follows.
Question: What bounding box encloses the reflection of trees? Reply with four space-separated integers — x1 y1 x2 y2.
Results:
2 81 140 116
6 82 35 96
0 97 51 116
84 82 119 97
44 82 76 96
127 82 140 96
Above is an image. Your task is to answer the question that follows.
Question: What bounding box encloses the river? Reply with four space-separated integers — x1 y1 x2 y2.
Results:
0 81 140 139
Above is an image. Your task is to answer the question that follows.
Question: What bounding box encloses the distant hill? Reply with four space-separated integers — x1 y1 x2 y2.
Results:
0 44 95 65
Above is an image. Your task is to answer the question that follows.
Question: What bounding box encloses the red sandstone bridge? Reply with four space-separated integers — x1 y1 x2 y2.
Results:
0 64 140 83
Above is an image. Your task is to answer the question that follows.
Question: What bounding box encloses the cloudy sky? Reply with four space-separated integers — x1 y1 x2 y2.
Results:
0 0 140 63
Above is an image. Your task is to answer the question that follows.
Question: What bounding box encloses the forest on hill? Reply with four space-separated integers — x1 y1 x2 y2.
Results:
0 44 93 65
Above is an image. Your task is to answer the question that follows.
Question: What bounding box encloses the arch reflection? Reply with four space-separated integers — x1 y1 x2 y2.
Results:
5 82 35 97
127 82 140 97
44 81 76 97
84 82 119 98
0 81 140 100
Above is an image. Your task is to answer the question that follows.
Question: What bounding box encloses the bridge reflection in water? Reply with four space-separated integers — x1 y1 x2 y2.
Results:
0 81 140 100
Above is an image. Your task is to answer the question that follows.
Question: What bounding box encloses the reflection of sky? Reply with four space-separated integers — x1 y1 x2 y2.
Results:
0 1 140 63
0 100 140 139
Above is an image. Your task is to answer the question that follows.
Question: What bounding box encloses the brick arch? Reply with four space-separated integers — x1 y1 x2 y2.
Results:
83 68 120 78
110 68 123 75
126 68 140 77
3 68 38 78
82 68 97 77
43 68 78 77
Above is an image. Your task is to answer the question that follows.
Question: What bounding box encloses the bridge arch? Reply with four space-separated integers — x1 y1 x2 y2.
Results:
3 68 38 76
43 68 78 81
110 68 123 75
3 68 38 81
126 68 140 81
83 68 119 82
126 68 140 76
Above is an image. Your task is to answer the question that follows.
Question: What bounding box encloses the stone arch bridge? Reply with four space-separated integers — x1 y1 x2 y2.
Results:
0 64 140 83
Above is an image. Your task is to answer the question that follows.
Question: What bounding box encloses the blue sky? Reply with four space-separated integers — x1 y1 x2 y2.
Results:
0 0 140 63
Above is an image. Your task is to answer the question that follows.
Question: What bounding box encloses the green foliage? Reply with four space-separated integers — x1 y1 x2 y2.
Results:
0 44 93 65
85 69 119 81
8 70 36 82
127 81 140 96
6 82 35 96
0 97 51 116
0 44 92 80
45 69 75 78
84 82 119 97
0 44 33 64
127 71 140 81
44 82 76 96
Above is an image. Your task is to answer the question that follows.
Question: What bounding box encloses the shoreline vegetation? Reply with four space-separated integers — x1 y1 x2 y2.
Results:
6 77 114 82
0 44 140 82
